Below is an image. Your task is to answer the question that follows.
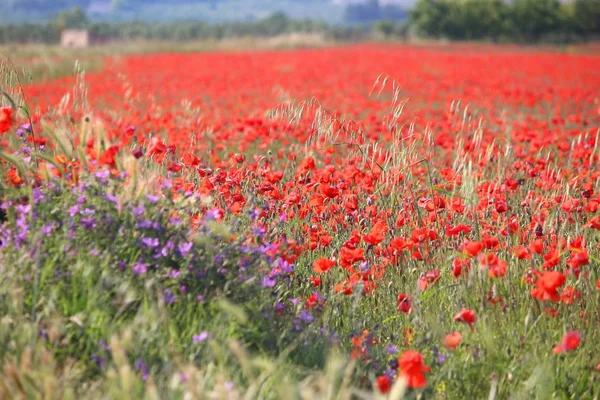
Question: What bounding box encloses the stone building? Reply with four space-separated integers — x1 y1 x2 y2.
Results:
60 30 90 48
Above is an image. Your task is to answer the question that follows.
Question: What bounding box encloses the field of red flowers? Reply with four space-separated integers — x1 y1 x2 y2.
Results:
1 44 600 398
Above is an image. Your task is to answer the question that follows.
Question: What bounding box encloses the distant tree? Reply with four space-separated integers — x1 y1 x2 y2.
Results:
573 0 600 36
54 7 89 30
373 21 395 38
510 0 564 41
410 0 573 42
457 0 509 40
410 0 453 38
258 12 291 36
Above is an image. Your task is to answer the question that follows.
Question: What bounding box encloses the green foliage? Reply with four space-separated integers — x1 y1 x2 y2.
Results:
0 173 339 397
54 7 90 30
573 0 600 36
410 0 600 43
0 11 329 45
510 0 565 41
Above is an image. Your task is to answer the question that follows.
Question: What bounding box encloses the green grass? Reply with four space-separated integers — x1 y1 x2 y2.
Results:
0 36 332 83
0 44 599 399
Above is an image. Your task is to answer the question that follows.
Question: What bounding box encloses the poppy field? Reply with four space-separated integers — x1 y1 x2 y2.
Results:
1 44 600 398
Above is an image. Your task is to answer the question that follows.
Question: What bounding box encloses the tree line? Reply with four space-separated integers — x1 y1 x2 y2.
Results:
0 10 332 44
1 0 600 45
409 0 600 43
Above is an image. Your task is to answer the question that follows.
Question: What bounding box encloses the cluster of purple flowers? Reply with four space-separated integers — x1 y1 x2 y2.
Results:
0 171 320 383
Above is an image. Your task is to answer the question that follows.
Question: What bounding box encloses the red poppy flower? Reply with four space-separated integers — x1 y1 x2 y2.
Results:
454 308 477 330
6 168 23 186
464 241 484 257
376 375 392 394
397 293 412 314
312 257 336 274
339 245 365 269
0 107 13 134
321 184 340 199
398 350 430 389
553 330 581 354
363 219 388 246
443 331 462 351
99 145 120 168
451 258 470 279
530 271 566 302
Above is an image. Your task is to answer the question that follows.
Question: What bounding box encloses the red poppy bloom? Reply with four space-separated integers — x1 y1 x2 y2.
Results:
6 168 23 186
339 245 365 269
553 330 581 354
397 293 412 314
398 350 430 389
309 276 322 287
530 271 566 302
312 257 336 274
451 258 470 279
464 241 484 257
443 331 462 351
0 107 13 134
363 219 388 246
376 375 392 394
454 308 477 330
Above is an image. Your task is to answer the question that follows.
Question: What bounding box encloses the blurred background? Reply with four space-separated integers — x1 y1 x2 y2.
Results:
1 0 599 81
1 0 599 45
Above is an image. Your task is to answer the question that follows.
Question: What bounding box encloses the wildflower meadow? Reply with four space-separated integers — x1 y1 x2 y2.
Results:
1 43 600 399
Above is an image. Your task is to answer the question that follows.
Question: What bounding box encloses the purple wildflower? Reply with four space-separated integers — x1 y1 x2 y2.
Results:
132 261 147 276
169 217 182 225
437 353 447 366
167 269 181 279
163 289 177 304
262 275 276 288
137 219 153 229
252 225 266 237
94 170 110 183
80 217 96 229
69 205 79 217
32 188 44 204
15 204 31 215
358 261 369 273
132 205 145 216
192 331 209 343
134 360 149 381
178 241 193 256
275 302 285 313
213 254 224 267
161 179 172 190
385 344 398 355
160 241 175 257
40 223 55 235
141 237 159 248
299 311 314 324
278 258 294 274
91 354 106 368
146 194 160 203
